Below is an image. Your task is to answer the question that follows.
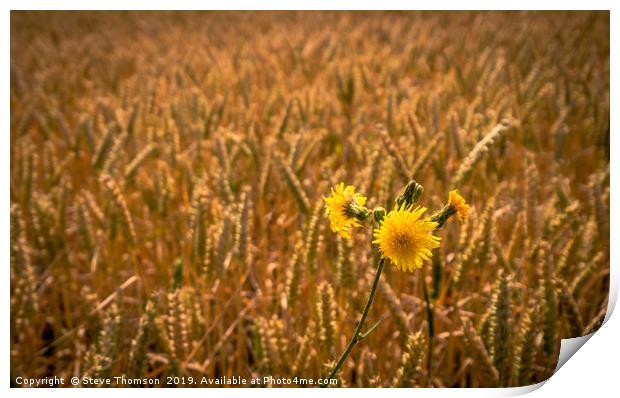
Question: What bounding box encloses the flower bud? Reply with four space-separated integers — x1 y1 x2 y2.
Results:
372 207 387 223
351 204 370 221
396 180 424 208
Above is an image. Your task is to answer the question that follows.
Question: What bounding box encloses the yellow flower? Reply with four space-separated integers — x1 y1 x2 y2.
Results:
373 205 441 272
448 190 470 222
324 183 367 239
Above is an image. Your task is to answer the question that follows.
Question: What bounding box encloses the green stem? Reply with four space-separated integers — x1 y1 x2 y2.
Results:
430 204 456 229
323 258 385 385
422 268 434 386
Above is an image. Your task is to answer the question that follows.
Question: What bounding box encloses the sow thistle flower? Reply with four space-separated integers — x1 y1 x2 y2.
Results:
431 189 471 227
449 190 470 221
373 204 441 272
324 183 369 239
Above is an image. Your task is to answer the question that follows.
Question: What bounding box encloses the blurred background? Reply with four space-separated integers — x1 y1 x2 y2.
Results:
10 11 609 387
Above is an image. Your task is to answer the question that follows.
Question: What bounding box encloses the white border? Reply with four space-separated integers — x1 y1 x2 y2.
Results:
3 2 616 397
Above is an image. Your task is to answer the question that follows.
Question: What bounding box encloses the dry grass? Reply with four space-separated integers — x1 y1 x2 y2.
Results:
10 11 609 387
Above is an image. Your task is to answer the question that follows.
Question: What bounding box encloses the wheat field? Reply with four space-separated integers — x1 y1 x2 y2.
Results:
10 11 609 388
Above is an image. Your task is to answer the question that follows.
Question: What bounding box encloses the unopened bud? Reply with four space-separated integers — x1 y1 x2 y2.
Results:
351 204 370 221
373 207 387 223
396 180 424 208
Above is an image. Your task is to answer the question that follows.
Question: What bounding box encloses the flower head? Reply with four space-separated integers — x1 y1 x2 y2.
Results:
448 190 470 222
373 204 441 272
324 183 368 239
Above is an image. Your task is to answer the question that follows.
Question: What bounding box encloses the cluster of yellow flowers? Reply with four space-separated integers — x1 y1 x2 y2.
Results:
322 180 469 381
324 181 469 272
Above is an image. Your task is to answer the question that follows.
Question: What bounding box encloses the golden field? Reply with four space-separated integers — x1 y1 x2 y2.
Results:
10 11 609 387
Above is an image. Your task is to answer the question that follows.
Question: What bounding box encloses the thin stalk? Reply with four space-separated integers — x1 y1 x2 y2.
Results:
422 268 434 386
323 258 385 384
